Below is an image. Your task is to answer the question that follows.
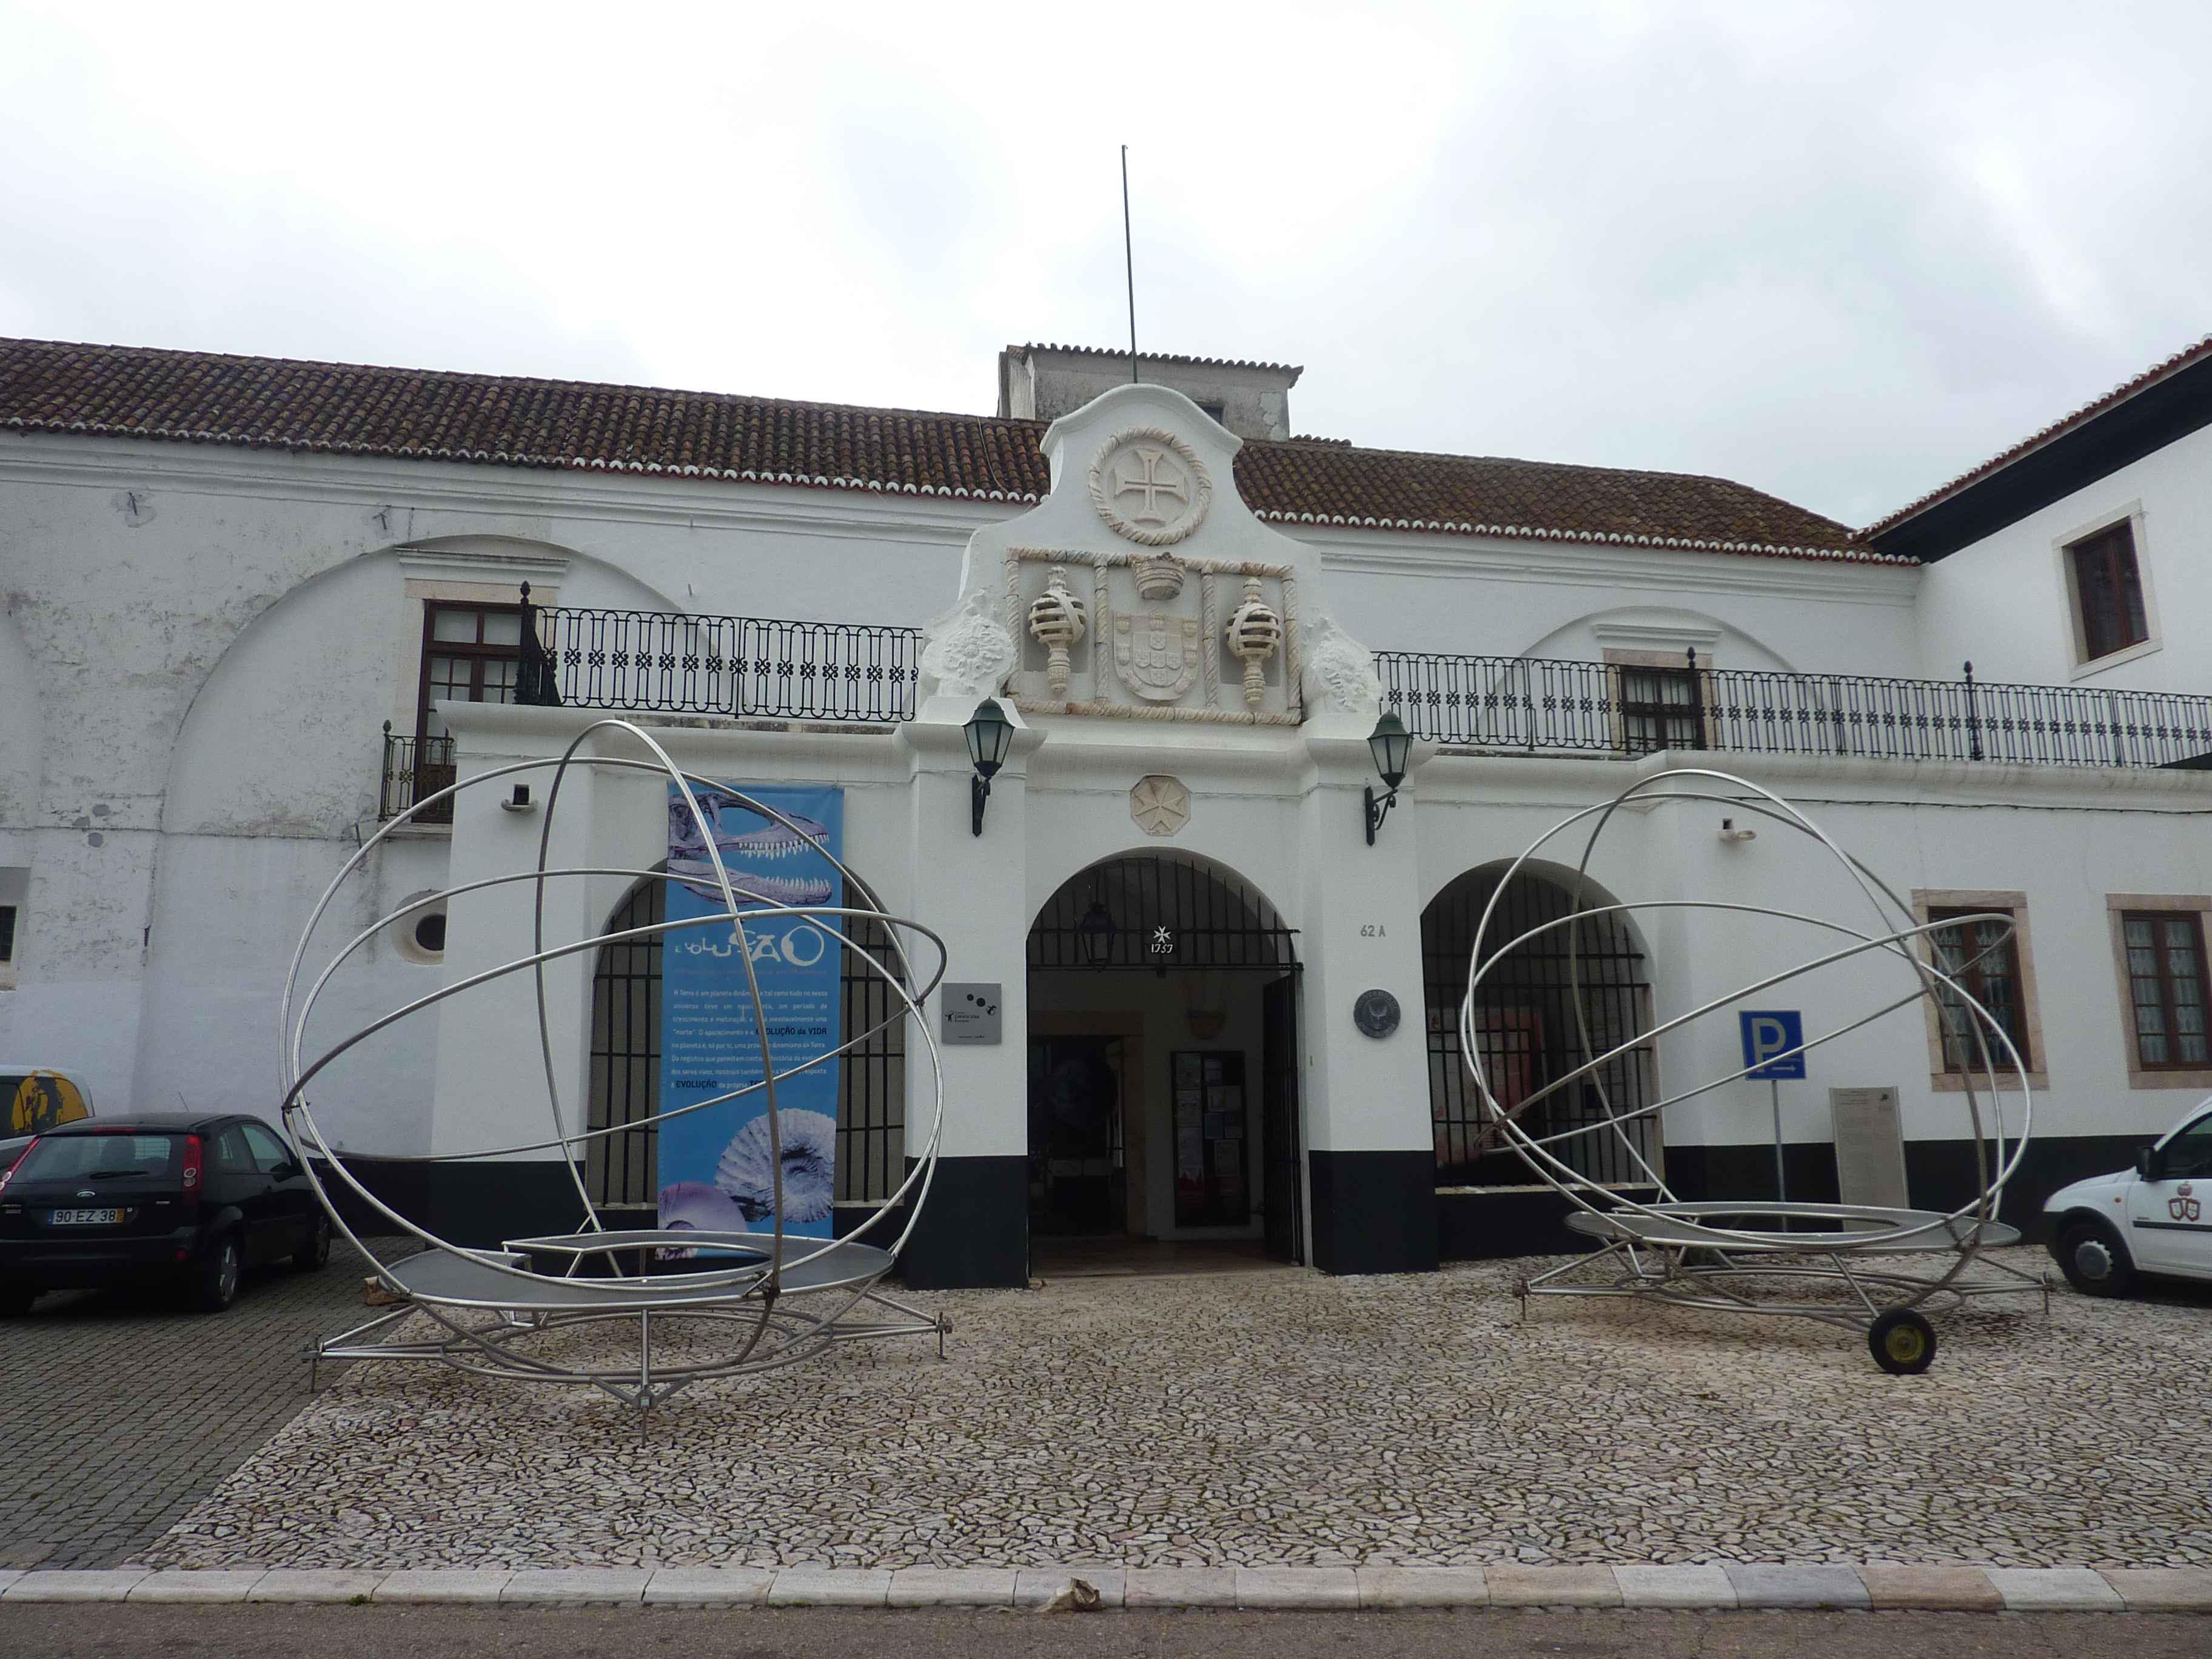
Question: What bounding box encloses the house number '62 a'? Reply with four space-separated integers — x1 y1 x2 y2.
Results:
1359 924 1386 937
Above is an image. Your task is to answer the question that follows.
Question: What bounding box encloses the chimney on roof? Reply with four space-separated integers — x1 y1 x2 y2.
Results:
996 344 1298 441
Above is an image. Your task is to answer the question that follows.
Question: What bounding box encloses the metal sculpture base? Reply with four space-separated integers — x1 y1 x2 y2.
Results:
1518 1205 2051 1373
310 1234 948 1415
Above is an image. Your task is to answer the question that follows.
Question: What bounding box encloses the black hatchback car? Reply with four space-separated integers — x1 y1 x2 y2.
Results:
0 1113 331 1314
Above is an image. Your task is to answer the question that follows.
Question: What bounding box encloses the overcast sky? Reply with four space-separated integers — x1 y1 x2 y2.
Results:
4 1 2207 529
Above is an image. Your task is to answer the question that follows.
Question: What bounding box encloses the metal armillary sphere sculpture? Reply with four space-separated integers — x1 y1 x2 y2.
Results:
278 717 950 1415
1467 768 2046 1373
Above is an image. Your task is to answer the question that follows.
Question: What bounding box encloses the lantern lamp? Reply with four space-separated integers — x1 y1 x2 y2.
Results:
1364 709 1413 846
964 697 1015 836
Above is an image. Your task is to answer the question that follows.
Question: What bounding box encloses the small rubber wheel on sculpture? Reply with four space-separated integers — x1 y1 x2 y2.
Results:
1868 1308 1936 1374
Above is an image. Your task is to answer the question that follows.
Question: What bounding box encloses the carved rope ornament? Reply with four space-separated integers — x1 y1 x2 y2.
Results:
1089 427 1213 547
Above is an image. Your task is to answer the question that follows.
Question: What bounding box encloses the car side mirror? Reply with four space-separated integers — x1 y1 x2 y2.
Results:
273 1160 301 1182
2137 1146 2160 1181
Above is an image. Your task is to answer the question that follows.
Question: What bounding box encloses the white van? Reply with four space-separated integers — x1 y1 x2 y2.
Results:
2045 1097 2212 1296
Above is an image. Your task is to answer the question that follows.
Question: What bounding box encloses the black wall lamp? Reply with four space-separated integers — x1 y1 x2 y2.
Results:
1364 709 1412 845
965 697 1015 836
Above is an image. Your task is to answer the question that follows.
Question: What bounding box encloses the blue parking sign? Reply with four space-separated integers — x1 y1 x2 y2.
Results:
1739 1010 1806 1079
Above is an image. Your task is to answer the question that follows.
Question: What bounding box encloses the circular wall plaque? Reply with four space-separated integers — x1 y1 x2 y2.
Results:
1353 988 1401 1038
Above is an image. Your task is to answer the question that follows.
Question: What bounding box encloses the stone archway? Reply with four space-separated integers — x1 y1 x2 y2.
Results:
1419 862 1661 1192
1026 851 1303 1265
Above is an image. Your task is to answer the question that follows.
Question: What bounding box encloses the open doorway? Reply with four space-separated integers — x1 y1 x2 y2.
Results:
1028 853 1302 1271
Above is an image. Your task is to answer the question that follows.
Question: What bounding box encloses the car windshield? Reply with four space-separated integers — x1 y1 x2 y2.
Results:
10 1133 181 1183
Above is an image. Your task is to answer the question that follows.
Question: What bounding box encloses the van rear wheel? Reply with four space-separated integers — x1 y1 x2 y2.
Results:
2057 1220 2136 1298
0 1285 35 1318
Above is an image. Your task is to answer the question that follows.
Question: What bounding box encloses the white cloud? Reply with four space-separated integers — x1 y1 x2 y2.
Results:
2 0 2207 528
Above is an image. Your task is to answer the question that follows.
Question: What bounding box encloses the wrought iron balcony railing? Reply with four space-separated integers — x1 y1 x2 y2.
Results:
1376 649 2212 770
380 728 455 825
522 595 922 725
370 598 2212 823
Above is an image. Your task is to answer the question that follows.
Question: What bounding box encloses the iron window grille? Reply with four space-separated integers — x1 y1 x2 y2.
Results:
1421 868 1661 1190
1927 906 2031 1073
2121 909 2211 1071
584 874 909 1212
2068 521 2150 662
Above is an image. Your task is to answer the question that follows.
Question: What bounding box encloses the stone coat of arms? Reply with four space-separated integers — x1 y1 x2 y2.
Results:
1113 609 1202 702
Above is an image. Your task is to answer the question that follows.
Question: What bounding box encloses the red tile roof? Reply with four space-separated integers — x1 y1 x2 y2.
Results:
0 337 1881 563
1863 332 2212 538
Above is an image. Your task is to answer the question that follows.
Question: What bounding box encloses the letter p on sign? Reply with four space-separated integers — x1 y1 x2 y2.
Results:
1739 1010 1806 1080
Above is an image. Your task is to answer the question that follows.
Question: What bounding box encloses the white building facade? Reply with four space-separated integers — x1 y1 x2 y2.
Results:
4 333 2210 1285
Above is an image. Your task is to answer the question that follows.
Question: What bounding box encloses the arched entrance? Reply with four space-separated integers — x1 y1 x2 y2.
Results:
1027 854 1303 1266
1420 864 1660 1192
583 873 909 1222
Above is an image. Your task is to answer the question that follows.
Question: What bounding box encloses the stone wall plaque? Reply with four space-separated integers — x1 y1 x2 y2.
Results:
1830 1086 1908 1208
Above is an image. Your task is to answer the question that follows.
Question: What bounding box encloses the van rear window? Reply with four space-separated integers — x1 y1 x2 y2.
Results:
12 1134 181 1182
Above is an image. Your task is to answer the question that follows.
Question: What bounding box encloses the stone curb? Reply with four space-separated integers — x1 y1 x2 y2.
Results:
2 1566 2206 1610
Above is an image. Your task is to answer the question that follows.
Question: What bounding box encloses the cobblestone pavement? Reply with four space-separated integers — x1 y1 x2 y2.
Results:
142 1250 2212 1571
0 1240 387 1569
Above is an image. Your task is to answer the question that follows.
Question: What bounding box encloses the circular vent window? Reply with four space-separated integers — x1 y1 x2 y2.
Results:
394 891 447 964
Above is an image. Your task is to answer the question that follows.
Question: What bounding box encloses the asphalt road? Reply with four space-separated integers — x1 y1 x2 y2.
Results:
0 1607 2200 1659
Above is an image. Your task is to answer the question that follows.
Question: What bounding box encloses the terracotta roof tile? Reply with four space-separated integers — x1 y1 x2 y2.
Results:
1010 342 1305 380
0 337 1880 563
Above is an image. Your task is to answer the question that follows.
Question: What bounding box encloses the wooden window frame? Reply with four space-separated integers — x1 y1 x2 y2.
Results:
1911 890 2046 1091
2056 505 2159 675
2105 895 2212 1090
1603 648 1714 757
414 600 526 748
1926 904 2033 1074
2113 899 2212 1078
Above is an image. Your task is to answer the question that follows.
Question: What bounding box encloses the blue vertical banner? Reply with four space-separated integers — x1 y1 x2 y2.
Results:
657 783 844 1241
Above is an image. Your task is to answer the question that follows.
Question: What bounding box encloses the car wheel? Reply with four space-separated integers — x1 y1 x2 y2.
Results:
1868 1308 1936 1375
0 1285 36 1318
2057 1219 2137 1298
196 1234 242 1313
294 1214 332 1272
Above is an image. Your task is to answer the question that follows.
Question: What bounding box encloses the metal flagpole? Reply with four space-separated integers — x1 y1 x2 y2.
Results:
1121 145 1138 383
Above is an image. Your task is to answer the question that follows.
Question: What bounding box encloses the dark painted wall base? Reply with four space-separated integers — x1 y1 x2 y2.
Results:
426 1161 591 1248
1666 1134 2148 1239
899 1155 1029 1289
1438 1187 1606 1261
1307 1150 1439 1275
